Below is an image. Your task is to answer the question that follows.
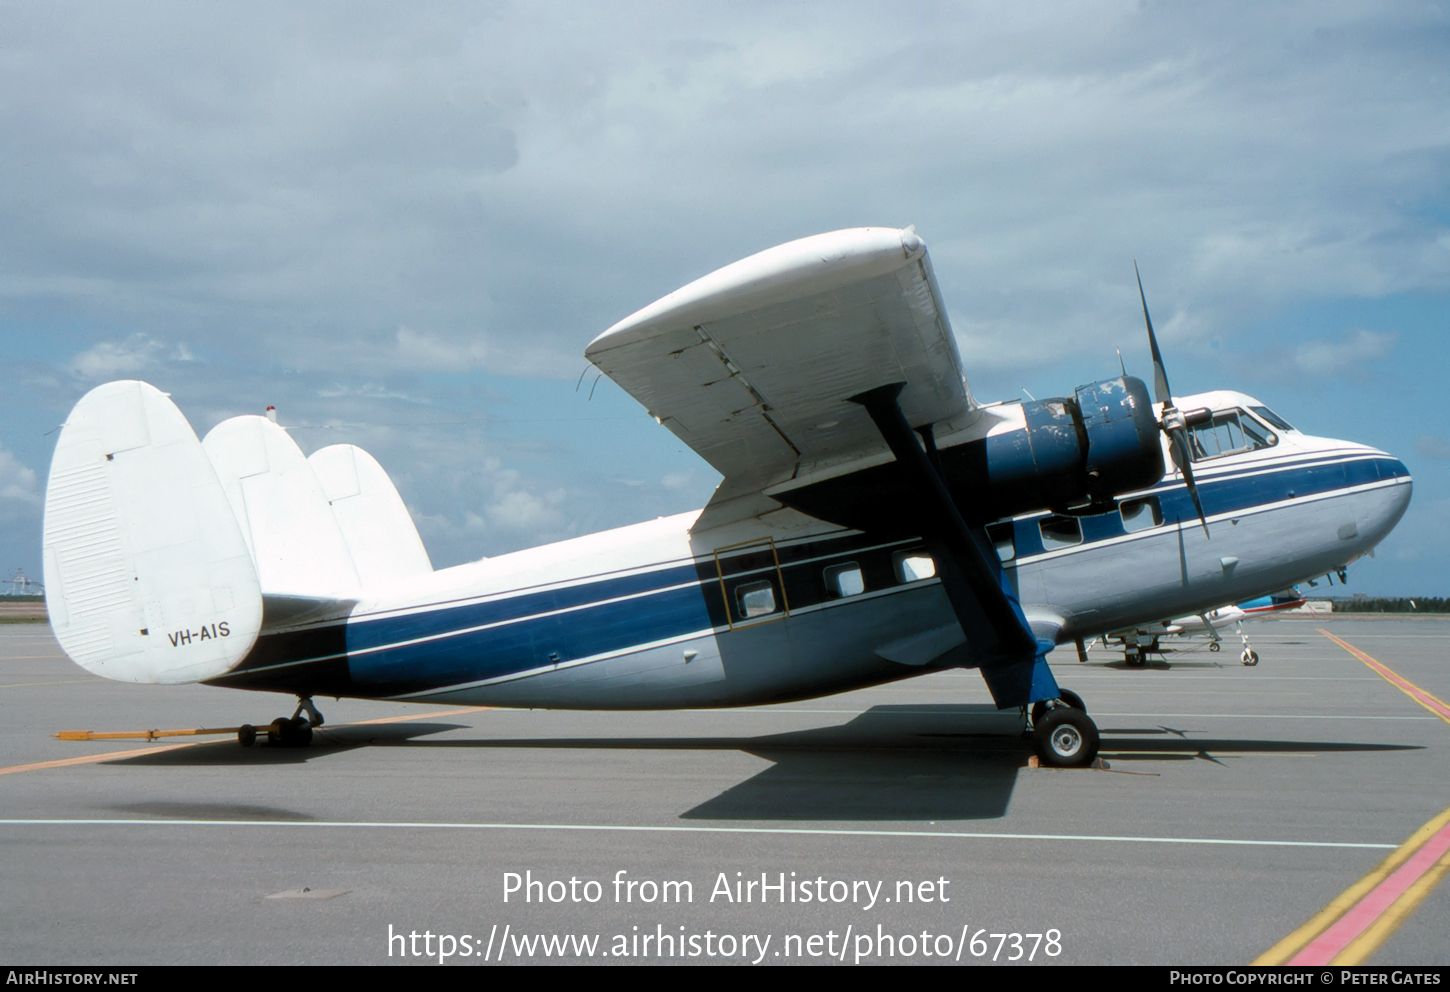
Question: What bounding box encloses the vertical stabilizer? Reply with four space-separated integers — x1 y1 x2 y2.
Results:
42 381 263 684
202 416 361 598
309 444 433 587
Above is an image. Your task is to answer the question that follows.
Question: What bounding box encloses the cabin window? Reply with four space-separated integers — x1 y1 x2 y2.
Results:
894 550 937 582
1039 515 1083 550
735 580 778 618
1120 496 1163 533
823 562 865 598
1187 409 1277 461
986 521 1015 562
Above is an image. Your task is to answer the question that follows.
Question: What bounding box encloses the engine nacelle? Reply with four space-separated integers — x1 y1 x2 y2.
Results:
984 375 1163 513
774 375 1164 529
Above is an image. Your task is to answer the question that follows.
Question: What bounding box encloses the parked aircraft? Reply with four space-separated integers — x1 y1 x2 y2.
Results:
40 228 1412 767
1103 587 1306 667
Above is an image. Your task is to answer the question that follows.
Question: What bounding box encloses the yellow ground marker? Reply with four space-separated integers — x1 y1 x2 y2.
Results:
0 743 201 777
2 708 492 777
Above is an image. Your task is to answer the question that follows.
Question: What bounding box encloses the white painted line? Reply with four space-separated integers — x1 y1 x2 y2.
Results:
0 818 1397 850
1091 712 1438 721
1048 676 1386 682
560 708 1434 721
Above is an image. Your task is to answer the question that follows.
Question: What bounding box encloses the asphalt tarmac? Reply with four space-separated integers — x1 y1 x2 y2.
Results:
1 616 1447 967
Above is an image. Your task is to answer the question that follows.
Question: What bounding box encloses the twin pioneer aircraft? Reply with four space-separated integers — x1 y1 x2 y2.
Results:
41 227 1412 767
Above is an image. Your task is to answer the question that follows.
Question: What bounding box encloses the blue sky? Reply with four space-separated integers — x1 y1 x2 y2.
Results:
1 1 1446 596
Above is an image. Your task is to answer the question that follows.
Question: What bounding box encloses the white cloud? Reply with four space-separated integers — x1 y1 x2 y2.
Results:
0 444 40 505
4 1 1448 388
65 334 166 380
487 490 564 531
1293 330 1396 377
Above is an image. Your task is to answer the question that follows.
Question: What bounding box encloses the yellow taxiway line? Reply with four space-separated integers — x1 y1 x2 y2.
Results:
0 707 491 777
1256 630 1450 964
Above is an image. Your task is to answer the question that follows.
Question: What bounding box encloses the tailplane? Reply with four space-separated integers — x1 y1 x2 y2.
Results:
43 382 436 683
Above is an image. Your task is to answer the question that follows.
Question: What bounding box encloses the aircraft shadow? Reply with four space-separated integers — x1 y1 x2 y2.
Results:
97 721 470 766
101 801 317 821
97 707 1423 824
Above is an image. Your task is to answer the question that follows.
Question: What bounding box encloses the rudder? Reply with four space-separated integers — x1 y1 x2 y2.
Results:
42 381 263 684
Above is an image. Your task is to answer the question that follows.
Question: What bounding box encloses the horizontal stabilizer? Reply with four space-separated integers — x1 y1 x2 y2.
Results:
42 381 262 683
309 444 432 586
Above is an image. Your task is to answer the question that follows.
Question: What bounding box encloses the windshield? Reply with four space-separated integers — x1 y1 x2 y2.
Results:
1248 405 1295 432
1187 409 1278 461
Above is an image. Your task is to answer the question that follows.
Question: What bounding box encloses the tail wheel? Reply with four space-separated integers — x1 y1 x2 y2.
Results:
266 716 314 747
1033 708 1100 768
237 724 256 748
1242 649 1259 667
1209 642 1221 652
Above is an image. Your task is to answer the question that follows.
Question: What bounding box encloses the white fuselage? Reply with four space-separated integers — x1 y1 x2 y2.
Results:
210 392 1412 710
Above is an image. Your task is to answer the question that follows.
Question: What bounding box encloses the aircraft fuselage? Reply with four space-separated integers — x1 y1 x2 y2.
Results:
207 391 1412 710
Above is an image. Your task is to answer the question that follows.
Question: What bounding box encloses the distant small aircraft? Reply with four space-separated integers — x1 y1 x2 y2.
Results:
1102 587 1307 667
40 228 1412 768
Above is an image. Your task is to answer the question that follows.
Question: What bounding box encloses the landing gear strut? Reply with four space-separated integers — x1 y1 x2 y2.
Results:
1236 621 1259 666
848 385 1102 770
237 696 324 747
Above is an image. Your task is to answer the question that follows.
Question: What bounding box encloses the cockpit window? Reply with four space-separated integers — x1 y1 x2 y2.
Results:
1188 409 1277 461
1249 406 1295 432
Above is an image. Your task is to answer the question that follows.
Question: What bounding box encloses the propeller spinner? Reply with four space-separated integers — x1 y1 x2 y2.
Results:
1134 262 1211 537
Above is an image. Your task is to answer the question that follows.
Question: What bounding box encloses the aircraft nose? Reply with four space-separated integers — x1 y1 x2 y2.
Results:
1357 450 1412 547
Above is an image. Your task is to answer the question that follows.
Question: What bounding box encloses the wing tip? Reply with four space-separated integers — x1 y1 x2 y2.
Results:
587 226 925 357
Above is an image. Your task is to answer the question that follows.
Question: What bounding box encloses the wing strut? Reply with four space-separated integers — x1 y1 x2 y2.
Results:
848 384 1060 709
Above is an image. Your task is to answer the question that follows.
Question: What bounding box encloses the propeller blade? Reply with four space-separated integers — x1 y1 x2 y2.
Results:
1170 429 1211 537
1134 261 1172 405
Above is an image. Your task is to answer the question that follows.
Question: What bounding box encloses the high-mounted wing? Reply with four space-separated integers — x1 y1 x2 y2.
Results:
585 227 972 494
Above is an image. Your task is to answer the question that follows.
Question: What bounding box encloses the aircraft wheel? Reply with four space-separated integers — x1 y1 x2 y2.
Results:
1209 642 1220 653
1125 651 1146 667
1242 649 1259 667
268 716 313 747
238 724 256 748
1033 708 1099 768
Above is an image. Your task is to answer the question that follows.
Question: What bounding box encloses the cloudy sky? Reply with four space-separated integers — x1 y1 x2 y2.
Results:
1 1 1447 596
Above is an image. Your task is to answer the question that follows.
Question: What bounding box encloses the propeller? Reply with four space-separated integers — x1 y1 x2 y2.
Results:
1134 262 1211 537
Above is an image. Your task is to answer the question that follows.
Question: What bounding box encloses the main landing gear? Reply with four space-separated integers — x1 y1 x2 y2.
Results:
1235 621 1259 666
237 697 324 748
1030 691 1099 768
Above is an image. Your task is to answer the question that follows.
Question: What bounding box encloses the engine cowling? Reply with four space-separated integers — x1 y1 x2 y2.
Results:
774 375 1164 529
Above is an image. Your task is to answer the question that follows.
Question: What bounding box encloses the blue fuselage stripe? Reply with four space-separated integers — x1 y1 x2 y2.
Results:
237 454 1408 696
